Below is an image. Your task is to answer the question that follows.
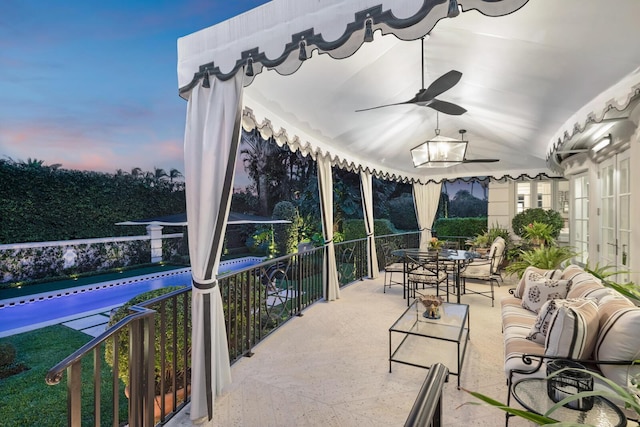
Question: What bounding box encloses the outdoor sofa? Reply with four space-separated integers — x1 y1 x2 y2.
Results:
500 264 640 415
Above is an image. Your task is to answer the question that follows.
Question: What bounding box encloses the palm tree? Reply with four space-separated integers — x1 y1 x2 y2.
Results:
169 168 183 183
154 167 168 181
130 167 142 178
240 129 279 215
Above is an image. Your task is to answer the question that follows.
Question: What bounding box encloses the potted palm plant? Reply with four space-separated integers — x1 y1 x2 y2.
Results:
104 286 191 421
522 221 555 247
505 245 577 279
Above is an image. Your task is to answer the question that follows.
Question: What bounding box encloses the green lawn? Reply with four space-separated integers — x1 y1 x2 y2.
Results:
0 326 127 426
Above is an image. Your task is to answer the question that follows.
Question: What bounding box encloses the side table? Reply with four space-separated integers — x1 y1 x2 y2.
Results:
511 378 626 427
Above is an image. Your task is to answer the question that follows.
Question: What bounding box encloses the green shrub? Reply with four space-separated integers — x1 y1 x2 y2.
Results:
433 217 487 239
272 201 299 255
104 286 190 394
512 208 563 238
0 342 16 367
387 194 417 230
505 245 577 278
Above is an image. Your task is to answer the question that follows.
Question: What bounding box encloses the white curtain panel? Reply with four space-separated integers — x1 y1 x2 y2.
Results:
184 72 243 423
412 182 442 251
359 170 379 279
317 155 340 301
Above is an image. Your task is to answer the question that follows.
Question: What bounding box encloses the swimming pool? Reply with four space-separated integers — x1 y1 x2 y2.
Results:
0 257 264 337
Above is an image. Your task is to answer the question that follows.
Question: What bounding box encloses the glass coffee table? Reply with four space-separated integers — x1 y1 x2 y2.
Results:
512 378 626 427
389 299 469 387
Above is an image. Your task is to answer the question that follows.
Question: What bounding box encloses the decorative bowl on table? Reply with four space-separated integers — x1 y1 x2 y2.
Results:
419 295 444 319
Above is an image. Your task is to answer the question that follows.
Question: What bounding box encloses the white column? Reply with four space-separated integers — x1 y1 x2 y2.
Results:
146 225 163 263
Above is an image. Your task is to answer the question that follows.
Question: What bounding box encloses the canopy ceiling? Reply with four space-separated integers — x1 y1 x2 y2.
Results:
177 0 640 183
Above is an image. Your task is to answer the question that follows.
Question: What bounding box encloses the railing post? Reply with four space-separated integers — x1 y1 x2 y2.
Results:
67 362 81 427
296 253 303 316
129 314 155 427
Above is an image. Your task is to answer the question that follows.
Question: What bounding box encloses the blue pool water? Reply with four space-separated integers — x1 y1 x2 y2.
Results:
0 257 264 338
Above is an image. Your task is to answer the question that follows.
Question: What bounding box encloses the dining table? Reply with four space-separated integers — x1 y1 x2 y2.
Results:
391 248 481 305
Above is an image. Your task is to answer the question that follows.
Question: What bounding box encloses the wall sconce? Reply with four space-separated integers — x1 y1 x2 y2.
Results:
592 134 611 153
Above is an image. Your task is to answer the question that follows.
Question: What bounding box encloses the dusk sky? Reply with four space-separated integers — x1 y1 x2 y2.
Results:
0 0 270 176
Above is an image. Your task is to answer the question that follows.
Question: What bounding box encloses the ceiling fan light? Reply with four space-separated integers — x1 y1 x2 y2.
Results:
411 135 467 168
447 0 461 18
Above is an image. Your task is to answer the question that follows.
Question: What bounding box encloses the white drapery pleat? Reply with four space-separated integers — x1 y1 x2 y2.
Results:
184 72 244 423
412 182 442 251
359 170 379 279
317 155 340 301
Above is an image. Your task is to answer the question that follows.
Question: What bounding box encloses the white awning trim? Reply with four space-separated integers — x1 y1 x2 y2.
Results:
546 69 640 164
242 106 555 184
178 0 529 96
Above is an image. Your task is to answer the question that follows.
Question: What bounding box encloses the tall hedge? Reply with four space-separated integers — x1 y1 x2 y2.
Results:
433 217 488 239
342 218 401 241
0 162 185 243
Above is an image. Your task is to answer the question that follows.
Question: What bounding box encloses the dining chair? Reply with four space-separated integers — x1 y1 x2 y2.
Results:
459 236 506 306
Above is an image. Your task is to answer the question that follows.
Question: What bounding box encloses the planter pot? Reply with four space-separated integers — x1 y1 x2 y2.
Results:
125 384 190 422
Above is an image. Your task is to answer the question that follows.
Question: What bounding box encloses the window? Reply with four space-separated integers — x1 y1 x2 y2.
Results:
573 174 589 265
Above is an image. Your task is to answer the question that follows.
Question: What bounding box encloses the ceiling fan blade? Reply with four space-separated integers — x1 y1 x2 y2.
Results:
355 100 414 112
427 99 467 115
462 158 500 163
423 70 463 100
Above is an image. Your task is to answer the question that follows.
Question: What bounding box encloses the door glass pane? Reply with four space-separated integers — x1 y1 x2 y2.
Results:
517 183 530 213
619 158 629 194
619 195 629 230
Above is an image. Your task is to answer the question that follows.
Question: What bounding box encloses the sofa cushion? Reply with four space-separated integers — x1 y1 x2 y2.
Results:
561 264 584 280
595 307 640 387
521 274 571 313
566 280 607 299
526 298 585 344
514 267 562 299
545 299 599 359
598 294 636 328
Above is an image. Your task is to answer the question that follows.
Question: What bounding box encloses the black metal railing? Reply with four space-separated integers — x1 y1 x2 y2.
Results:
218 247 325 363
46 232 423 425
435 234 474 250
46 287 191 427
335 238 368 286
404 363 449 427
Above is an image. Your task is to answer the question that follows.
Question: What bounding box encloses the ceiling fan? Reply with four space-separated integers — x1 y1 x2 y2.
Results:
356 37 467 115
458 129 500 164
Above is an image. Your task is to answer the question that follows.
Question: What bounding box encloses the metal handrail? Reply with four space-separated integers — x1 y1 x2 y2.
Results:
46 286 192 427
404 363 449 427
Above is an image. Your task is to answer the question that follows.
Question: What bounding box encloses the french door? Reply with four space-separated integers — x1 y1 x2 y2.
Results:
599 152 631 278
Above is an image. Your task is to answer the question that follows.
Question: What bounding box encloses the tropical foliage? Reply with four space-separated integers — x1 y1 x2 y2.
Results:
512 208 564 239
584 262 640 302
105 286 190 395
522 221 556 247
505 245 578 278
